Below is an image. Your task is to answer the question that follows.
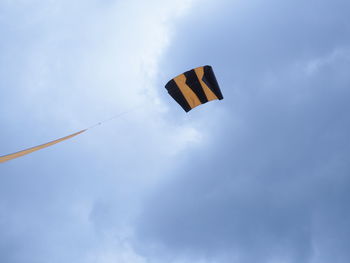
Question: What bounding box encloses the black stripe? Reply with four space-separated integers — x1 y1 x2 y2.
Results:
184 70 208 104
165 79 192 112
202 65 223 100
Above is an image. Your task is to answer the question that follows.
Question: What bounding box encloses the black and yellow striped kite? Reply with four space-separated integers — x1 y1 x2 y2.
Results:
0 65 223 163
165 65 223 112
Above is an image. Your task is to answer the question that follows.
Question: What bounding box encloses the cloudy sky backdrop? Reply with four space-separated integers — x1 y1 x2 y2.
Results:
1 0 350 262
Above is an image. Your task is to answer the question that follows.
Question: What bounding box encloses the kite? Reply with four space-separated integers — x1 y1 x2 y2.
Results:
165 65 223 112
0 65 223 163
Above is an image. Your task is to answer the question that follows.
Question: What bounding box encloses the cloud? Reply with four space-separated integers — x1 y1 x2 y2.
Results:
1 0 350 262
0 0 200 262
134 0 350 262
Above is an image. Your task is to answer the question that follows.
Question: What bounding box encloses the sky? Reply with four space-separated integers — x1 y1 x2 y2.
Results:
0 0 350 262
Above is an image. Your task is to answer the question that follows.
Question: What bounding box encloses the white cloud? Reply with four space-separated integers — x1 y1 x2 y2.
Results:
0 0 203 262
305 47 350 75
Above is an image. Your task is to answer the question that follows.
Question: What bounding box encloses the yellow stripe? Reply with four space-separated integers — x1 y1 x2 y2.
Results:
173 74 201 109
194 67 218 101
0 129 86 163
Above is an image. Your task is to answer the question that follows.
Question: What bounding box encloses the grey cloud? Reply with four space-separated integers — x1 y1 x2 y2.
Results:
1 0 350 262
135 0 350 262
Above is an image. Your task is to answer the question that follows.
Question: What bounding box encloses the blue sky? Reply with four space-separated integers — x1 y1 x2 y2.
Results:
1 0 350 262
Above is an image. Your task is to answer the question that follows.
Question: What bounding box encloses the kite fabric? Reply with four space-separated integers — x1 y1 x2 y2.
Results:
165 65 223 112
0 129 86 163
0 106 139 163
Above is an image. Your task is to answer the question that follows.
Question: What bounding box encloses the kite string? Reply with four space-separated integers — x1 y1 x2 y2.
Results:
86 104 144 130
0 104 145 163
